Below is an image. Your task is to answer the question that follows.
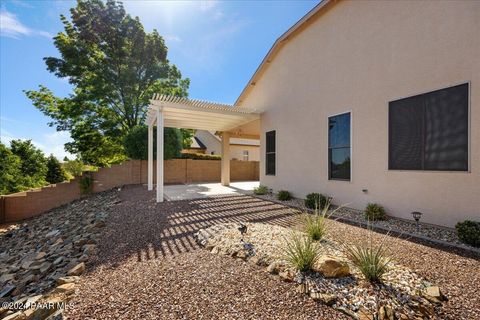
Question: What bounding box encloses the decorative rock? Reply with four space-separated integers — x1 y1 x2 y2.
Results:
53 283 76 294
35 252 47 260
266 261 286 275
278 269 296 282
0 285 16 298
93 220 106 228
2 311 26 320
45 230 60 238
310 292 336 306
314 255 350 278
57 276 80 285
358 308 375 320
53 257 64 265
0 273 15 283
422 286 447 304
67 262 85 276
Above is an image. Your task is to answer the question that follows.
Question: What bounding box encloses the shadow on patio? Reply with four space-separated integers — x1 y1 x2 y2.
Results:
92 184 303 269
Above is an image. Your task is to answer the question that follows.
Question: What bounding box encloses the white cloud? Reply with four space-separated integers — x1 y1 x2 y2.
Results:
0 128 73 160
165 34 182 43
0 8 52 39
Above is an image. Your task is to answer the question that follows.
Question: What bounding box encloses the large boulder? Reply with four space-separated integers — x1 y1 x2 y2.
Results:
313 255 350 278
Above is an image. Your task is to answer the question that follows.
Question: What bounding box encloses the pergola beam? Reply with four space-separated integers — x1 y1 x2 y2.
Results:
145 95 261 202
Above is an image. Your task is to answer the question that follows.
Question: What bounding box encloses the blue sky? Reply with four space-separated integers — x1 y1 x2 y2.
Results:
0 0 317 159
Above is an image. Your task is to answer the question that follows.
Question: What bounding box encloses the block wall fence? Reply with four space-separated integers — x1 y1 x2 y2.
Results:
0 159 259 224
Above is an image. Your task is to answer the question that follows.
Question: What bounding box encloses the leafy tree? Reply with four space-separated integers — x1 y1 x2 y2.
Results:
63 159 85 177
10 140 48 188
164 128 183 160
180 129 195 149
46 154 68 184
0 143 24 194
25 0 189 166
123 125 183 160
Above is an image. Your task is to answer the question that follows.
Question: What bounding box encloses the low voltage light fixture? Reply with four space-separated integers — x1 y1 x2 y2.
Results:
411 211 423 232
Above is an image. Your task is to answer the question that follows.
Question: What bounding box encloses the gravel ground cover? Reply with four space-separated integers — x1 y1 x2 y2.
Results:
195 223 443 319
65 185 346 319
255 194 472 248
31 184 479 319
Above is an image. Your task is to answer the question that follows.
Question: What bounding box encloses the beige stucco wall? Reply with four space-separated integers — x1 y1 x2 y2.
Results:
195 130 260 161
230 145 260 161
240 0 480 227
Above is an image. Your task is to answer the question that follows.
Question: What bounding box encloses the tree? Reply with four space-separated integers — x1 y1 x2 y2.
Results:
0 143 24 195
63 159 85 177
123 125 183 160
10 140 48 188
46 155 67 184
180 129 195 149
25 0 189 166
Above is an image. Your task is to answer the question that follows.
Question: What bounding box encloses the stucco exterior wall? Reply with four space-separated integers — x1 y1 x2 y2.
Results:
230 145 260 161
240 0 480 227
195 130 260 161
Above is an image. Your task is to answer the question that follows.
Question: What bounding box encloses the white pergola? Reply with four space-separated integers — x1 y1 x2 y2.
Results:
145 94 260 202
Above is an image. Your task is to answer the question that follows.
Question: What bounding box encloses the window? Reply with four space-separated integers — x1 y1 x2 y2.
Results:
243 150 249 161
328 112 351 180
265 130 276 175
389 83 469 171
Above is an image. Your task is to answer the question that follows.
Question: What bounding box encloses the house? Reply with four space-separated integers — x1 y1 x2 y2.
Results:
146 0 479 228
182 130 260 161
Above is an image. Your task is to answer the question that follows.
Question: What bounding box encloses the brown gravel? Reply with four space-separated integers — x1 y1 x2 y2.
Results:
66 185 479 319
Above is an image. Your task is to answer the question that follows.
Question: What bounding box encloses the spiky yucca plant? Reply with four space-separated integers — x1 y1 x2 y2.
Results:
344 234 391 282
283 232 320 272
304 198 342 241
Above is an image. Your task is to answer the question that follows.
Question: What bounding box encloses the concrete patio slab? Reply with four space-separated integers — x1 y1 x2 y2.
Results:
164 181 260 200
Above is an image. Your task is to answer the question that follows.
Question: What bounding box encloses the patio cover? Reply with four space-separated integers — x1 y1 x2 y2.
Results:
145 95 260 202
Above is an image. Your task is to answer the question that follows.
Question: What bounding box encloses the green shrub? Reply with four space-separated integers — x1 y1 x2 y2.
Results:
253 185 268 195
364 203 386 221
304 193 328 210
46 155 67 184
456 220 480 247
79 175 93 195
62 159 85 177
178 153 221 160
344 238 390 282
277 190 291 201
283 232 320 272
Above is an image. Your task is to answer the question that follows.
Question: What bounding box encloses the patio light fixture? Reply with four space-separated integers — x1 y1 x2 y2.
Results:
411 211 423 232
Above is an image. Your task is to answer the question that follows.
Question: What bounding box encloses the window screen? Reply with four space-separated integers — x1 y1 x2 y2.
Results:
266 130 276 175
389 83 469 171
328 113 351 180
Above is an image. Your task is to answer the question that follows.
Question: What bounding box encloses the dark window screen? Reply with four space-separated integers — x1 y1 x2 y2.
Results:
266 130 276 175
389 83 468 171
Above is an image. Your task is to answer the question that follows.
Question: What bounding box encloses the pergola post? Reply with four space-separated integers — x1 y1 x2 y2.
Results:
147 123 153 191
156 107 164 202
221 132 230 186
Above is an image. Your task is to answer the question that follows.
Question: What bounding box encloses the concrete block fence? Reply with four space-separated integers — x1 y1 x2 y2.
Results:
0 159 259 223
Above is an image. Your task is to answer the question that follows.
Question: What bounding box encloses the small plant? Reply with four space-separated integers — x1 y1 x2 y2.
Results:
455 220 480 247
79 174 93 195
277 190 291 201
344 230 391 282
283 232 320 272
364 203 386 221
304 193 328 209
253 185 268 195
